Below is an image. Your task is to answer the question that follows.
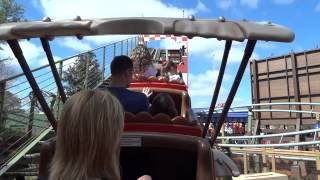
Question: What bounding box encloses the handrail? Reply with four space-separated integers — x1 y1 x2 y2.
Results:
0 36 137 84
0 126 53 176
199 102 320 113
252 109 319 114
218 140 320 148
217 128 320 140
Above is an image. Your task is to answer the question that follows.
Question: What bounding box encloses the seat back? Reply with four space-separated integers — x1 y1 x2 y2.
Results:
152 113 172 124
120 132 215 180
124 112 136 123
124 112 202 136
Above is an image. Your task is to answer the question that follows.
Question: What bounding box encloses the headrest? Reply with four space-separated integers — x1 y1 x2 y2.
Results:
152 113 172 124
134 112 153 123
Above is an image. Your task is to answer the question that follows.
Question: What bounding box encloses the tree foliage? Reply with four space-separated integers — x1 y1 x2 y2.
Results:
63 52 102 96
3 90 21 112
0 0 25 23
0 0 25 75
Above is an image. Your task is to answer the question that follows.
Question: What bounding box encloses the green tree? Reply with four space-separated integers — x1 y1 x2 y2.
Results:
0 0 25 69
0 0 25 23
0 0 24 129
63 52 102 96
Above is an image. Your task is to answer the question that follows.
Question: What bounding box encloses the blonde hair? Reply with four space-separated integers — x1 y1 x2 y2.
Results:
49 90 124 180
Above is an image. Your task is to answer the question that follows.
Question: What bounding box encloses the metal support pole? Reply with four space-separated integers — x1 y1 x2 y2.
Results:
211 40 257 143
84 55 89 90
0 81 6 130
126 39 129 56
56 61 63 118
121 41 123 55
40 38 67 103
28 92 36 137
247 109 253 135
243 152 248 174
101 46 106 82
7 40 57 131
130 38 133 55
202 40 232 138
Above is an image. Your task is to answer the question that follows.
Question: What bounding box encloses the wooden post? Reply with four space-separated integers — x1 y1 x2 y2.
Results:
254 153 262 173
243 152 248 174
251 60 261 136
316 150 320 180
101 46 106 82
262 148 268 172
0 81 6 130
290 52 302 148
271 154 276 172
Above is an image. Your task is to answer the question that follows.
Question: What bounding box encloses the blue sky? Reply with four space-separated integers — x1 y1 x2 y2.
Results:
3 0 320 108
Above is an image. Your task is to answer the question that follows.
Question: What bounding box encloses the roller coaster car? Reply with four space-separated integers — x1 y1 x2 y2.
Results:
0 17 294 180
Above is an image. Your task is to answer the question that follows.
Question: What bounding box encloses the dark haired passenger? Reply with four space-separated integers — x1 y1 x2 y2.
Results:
107 55 149 113
149 93 178 118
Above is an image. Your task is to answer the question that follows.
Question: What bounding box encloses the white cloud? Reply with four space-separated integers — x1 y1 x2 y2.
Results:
216 0 233 9
193 100 209 108
188 37 259 63
159 40 181 49
38 0 205 20
85 35 135 46
62 57 78 71
273 0 295 5
36 0 208 51
38 56 62 66
196 1 210 12
0 40 43 67
188 70 231 97
316 2 320 12
216 0 260 9
56 37 92 52
240 0 259 9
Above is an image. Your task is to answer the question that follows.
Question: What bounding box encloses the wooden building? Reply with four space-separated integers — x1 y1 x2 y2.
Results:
250 48 320 133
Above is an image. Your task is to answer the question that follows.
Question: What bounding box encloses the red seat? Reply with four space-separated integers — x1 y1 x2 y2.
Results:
125 112 136 123
124 124 202 137
171 116 194 126
152 113 172 124
135 112 153 123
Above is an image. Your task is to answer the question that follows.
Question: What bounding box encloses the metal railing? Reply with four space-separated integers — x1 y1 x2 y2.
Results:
231 147 320 179
197 102 320 146
0 36 138 175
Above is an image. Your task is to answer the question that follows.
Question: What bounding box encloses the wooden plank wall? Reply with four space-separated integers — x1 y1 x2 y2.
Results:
250 49 320 126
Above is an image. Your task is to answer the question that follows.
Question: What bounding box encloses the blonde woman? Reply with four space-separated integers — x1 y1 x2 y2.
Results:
49 90 151 180
49 90 123 180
